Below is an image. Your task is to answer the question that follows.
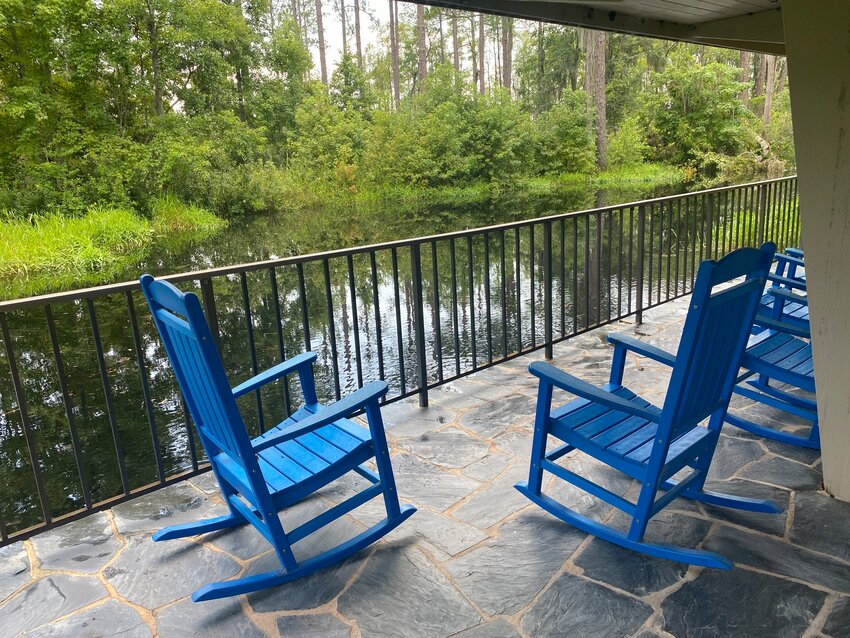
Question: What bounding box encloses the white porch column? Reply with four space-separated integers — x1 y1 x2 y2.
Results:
783 1 850 499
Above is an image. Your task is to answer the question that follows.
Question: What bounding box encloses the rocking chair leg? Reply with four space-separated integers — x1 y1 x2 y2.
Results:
152 511 244 541
662 479 783 514
515 482 732 569
192 505 416 602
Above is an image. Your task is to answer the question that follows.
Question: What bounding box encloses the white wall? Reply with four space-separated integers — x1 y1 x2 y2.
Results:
783 0 850 499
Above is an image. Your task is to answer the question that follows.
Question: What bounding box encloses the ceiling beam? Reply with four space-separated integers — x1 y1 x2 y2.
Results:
411 0 785 54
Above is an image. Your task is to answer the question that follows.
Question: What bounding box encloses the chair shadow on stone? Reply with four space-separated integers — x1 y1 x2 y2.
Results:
516 243 782 567
140 275 415 602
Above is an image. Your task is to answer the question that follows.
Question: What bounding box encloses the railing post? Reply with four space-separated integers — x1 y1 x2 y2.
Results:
199 277 222 356
636 205 646 325
410 244 429 407
757 183 768 245
705 194 714 260
543 221 554 359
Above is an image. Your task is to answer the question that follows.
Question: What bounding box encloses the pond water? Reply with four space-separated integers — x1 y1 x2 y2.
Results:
2 177 797 539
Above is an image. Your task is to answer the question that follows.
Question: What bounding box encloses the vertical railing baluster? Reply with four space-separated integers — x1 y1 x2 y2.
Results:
268 268 292 415
430 242 443 382
179 394 199 470
449 239 461 376
561 219 567 335
500 230 508 358
758 182 768 245
45 305 92 507
297 263 311 352
410 245 429 407
675 199 682 295
705 193 714 260
391 248 406 393
636 206 646 324
573 217 579 333
369 252 386 383
125 293 165 484
583 215 590 330
543 221 554 359
617 211 623 318
1 312 52 523
606 211 613 321
690 196 698 287
240 273 265 433
199 278 222 356
347 255 364 388
515 228 522 350
656 205 663 303
626 206 635 315
647 207 654 308
86 298 129 495
467 237 477 370
666 202 673 301
322 259 342 401
530 225 537 346
483 233 493 363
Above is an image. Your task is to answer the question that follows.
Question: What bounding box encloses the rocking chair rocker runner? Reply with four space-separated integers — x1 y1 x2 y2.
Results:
516 243 781 568
140 275 415 602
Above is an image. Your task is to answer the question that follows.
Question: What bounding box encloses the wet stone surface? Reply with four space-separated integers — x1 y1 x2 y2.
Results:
660 568 826 637
21 599 151 638
0 574 107 637
0 542 30 602
112 482 229 535
30 512 121 573
104 535 240 608
2 296 843 637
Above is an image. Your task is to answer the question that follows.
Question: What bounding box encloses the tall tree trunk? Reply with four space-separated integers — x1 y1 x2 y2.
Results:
144 2 164 116
776 57 787 93
315 0 327 83
537 21 545 106
753 53 767 116
417 4 427 85
438 11 445 64
763 54 776 126
339 0 347 56
738 50 750 104
470 15 478 89
390 0 400 106
585 30 607 169
477 13 485 94
501 17 513 92
452 12 460 73
354 0 362 67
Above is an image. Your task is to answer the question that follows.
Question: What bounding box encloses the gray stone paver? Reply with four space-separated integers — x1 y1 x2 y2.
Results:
30 512 121 574
2 295 841 637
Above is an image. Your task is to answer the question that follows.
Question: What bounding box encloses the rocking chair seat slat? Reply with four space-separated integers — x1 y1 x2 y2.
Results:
741 331 815 391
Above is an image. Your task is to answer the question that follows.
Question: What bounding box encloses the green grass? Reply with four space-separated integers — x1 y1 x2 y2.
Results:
0 201 226 299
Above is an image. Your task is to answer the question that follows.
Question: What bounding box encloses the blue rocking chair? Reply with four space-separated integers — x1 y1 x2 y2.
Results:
516 244 780 568
759 251 809 331
140 275 415 602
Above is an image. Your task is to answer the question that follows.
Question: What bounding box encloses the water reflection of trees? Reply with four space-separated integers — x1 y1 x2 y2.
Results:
0 180 799 537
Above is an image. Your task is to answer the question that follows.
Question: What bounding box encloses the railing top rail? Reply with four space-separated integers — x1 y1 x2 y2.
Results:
0 175 796 312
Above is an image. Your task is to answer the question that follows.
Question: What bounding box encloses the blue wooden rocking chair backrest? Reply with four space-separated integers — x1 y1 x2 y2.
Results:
660 243 776 442
140 275 260 482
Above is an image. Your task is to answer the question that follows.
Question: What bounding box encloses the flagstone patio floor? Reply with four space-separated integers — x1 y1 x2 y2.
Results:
1 296 847 637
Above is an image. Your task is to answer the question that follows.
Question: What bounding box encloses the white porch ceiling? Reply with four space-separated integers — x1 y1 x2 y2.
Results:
417 0 785 54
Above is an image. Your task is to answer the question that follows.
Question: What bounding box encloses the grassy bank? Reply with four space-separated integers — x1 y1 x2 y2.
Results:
0 198 225 299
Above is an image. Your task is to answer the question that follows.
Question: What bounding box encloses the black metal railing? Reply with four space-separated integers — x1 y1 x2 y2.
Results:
0 176 799 544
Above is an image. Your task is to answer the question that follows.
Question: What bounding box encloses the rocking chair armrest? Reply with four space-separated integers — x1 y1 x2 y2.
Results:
252 381 389 452
766 287 808 307
753 315 811 339
529 361 661 422
767 274 807 291
785 247 805 259
606 333 676 368
776 253 805 268
232 352 318 399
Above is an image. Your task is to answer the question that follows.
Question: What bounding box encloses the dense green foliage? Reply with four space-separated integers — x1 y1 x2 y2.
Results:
0 1 793 223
